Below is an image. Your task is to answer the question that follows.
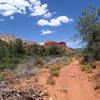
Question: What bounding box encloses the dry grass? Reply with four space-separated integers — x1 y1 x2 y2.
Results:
50 65 61 77
46 57 72 85
46 76 55 85
80 64 92 73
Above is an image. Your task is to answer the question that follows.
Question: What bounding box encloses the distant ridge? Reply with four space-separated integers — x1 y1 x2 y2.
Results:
0 34 75 53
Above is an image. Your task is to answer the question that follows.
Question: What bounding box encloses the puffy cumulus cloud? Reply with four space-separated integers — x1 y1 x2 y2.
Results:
41 30 55 35
30 4 48 16
0 0 30 16
0 0 51 17
37 16 73 27
0 0 73 30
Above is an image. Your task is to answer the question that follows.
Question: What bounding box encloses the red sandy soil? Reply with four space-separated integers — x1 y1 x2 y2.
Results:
8 58 100 100
46 58 100 100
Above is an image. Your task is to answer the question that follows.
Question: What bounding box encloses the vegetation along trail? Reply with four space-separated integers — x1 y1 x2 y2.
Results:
47 58 99 100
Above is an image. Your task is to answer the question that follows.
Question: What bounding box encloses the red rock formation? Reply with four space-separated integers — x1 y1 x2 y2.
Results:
58 42 67 48
44 41 74 53
44 41 67 48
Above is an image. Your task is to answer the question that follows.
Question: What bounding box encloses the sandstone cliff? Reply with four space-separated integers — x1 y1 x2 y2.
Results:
44 41 74 53
0 34 74 53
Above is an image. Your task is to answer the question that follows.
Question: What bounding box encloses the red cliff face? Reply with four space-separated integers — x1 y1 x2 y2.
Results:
44 41 67 48
44 41 74 53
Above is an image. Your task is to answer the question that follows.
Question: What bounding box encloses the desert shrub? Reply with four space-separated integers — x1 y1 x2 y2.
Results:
0 38 67 71
14 39 25 55
80 64 92 73
50 69 59 76
0 39 26 70
47 76 55 85
50 65 61 76
34 57 44 66
0 55 25 70
63 58 72 66
15 63 38 78
31 44 66 57
39 46 47 56
47 64 63 85
0 62 15 70
31 44 40 55
1 63 16 70
46 45 66 56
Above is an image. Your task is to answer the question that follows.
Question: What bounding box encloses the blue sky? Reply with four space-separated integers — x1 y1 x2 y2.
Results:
0 0 100 48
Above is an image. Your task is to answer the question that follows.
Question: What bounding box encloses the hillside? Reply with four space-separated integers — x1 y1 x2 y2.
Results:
0 34 75 53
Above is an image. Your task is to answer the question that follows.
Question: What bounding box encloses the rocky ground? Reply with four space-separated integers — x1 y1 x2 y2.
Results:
0 88 45 100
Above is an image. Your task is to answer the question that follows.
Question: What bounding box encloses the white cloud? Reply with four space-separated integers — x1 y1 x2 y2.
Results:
43 12 52 18
41 30 55 35
0 0 30 16
37 16 73 27
0 0 50 17
0 0 73 29
29 0 41 5
30 4 48 16
10 16 14 20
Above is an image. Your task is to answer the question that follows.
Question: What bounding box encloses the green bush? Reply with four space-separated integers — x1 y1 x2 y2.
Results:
0 38 67 70
34 57 44 66
46 45 66 56
47 76 55 85
80 64 92 73
64 58 72 66
0 39 26 70
50 65 61 76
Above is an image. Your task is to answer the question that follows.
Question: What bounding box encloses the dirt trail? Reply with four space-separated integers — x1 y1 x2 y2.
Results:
47 58 99 100
8 58 100 100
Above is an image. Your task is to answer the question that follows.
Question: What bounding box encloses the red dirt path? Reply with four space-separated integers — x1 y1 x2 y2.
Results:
8 58 100 100
47 58 100 100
